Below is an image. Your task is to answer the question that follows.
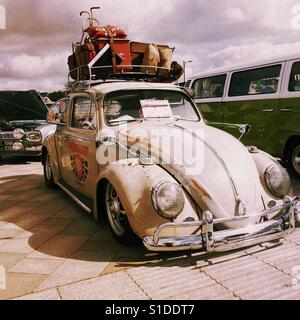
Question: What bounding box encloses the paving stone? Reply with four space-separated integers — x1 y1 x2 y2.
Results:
14 288 61 300
58 271 148 300
77 239 122 253
0 272 46 300
39 217 76 226
127 261 215 300
170 284 235 300
201 255 265 282
9 258 64 275
253 242 300 276
60 217 101 236
221 265 292 300
0 239 35 254
35 250 115 291
27 235 89 260
0 253 25 269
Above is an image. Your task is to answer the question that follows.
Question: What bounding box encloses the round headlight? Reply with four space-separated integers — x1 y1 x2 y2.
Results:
265 164 291 197
13 128 25 139
151 180 185 220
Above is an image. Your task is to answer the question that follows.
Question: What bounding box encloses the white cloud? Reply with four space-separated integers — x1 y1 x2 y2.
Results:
1 0 300 91
206 41 300 69
224 7 246 23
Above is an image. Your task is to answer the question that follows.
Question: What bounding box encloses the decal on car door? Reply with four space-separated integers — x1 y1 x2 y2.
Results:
69 142 89 183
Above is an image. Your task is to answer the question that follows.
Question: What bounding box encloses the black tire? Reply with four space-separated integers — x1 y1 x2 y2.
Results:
286 139 300 179
104 182 139 246
43 152 56 189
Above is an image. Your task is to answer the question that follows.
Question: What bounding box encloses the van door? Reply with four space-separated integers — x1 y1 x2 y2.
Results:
192 74 227 130
279 59 300 175
223 64 284 156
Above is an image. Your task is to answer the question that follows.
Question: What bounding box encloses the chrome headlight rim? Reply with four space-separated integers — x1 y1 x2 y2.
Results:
26 130 42 142
151 179 185 220
13 128 26 140
265 163 291 198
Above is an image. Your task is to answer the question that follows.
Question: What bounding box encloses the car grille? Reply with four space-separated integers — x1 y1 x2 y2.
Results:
0 132 14 140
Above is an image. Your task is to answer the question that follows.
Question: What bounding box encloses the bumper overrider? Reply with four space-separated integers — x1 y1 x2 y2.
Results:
143 197 300 252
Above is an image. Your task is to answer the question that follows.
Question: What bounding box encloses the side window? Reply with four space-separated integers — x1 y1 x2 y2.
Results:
229 65 282 97
59 99 69 125
72 97 96 130
47 98 69 125
192 75 227 99
289 62 300 92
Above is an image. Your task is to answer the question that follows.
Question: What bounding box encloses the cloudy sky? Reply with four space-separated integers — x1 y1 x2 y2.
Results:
1 0 300 92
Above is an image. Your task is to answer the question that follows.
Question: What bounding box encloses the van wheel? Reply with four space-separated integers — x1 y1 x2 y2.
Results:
105 182 138 245
44 152 56 189
286 139 300 179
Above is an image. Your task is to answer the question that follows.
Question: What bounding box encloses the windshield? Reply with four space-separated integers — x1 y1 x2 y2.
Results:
104 90 200 125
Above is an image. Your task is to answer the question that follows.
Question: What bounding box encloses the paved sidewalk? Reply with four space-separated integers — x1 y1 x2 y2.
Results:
0 158 300 300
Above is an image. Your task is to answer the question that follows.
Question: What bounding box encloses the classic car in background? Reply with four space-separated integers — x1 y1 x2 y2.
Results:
43 81 299 252
0 90 57 160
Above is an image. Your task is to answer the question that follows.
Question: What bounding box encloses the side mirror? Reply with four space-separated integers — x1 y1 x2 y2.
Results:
47 102 66 125
239 124 251 141
239 124 251 135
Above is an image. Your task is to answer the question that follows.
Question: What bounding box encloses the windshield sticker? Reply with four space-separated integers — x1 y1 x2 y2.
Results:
140 100 173 118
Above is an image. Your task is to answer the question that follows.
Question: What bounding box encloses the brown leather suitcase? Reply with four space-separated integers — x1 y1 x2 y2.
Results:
74 43 97 80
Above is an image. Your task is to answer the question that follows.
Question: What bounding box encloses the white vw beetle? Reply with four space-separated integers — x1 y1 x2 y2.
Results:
43 81 300 252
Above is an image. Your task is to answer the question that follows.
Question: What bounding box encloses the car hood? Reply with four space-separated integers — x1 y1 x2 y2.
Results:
0 90 48 123
117 121 265 223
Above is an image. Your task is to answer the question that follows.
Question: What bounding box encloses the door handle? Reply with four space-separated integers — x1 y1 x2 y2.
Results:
262 108 274 112
280 108 292 112
63 136 70 142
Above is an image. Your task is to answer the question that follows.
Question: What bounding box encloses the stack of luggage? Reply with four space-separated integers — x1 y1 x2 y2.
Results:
68 7 184 82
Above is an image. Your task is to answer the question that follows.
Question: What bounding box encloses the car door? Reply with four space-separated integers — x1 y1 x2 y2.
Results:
192 74 227 130
278 59 300 157
58 95 98 204
223 63 284 156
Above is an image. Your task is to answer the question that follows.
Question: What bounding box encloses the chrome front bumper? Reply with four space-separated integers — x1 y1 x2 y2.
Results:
143 197 300 252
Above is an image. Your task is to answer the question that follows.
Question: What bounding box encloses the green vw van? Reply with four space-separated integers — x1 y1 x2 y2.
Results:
187 54 300 178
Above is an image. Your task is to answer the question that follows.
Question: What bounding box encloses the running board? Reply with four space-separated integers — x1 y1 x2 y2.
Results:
57 182 93 214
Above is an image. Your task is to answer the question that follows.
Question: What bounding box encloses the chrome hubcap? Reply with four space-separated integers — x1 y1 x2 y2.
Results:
105 184 127 237
292 145 300 174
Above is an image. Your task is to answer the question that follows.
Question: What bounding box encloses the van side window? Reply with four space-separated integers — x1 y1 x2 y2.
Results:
192 75 226 99
72 97 96 130
289 62 300 92
229 65 281 97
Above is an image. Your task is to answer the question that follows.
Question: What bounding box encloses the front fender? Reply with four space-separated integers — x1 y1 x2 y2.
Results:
96 160 199 238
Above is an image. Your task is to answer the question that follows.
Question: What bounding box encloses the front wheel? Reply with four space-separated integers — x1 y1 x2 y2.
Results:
286 139 300 179
43 152 56 189
105 182 138 245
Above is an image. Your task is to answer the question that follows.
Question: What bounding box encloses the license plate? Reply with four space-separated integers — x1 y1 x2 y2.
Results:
4 140 14 146
1 140 16 151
